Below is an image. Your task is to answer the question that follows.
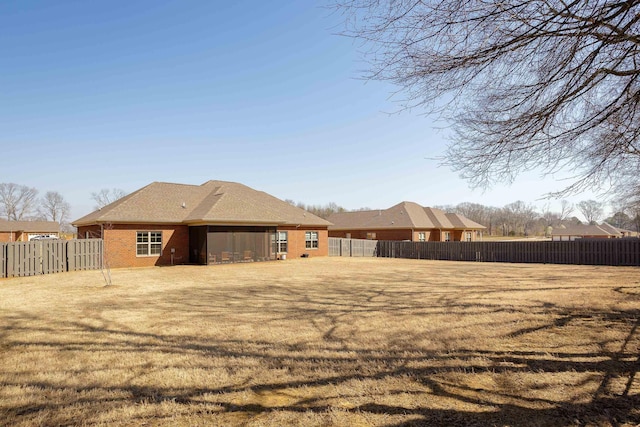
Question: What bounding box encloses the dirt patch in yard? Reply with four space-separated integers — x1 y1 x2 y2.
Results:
0 258 639 426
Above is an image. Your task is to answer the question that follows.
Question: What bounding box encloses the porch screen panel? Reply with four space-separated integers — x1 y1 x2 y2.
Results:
207 230 235 263
206 226 276 264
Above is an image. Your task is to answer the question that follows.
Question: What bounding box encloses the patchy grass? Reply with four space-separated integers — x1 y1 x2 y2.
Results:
1 257 639 426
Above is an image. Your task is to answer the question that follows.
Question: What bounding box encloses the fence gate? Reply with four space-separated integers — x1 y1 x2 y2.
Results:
341 239 351 257
329 238 378 257
6 241 40 277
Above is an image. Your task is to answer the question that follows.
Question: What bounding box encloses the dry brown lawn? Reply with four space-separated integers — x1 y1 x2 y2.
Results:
1 257 639 426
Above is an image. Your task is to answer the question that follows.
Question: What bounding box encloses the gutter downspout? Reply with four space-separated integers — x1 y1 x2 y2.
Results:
100 223 105 269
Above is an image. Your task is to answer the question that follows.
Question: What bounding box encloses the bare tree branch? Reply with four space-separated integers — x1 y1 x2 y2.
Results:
335 0 640 199
91 188 127 210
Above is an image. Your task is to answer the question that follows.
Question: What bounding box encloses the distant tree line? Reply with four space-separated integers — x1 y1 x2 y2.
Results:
285 200 371 221
288 198 640 237
0 183 127 232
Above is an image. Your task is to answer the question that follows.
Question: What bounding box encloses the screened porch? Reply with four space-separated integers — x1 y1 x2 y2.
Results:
189 225 277 265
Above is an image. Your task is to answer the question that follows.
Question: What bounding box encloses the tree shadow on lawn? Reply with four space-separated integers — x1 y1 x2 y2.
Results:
1 272 639 426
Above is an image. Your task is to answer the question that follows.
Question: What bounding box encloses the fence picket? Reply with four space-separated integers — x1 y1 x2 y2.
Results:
376 239 640 267
0 239 103 278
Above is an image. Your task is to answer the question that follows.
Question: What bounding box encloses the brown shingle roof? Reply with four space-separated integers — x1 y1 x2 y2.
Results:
552 223 621 237
598 222 627 235
72 180 331 227
327 201 485 230
0 219 60 233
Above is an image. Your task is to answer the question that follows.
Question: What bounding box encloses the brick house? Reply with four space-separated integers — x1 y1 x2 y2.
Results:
0 220 60 242
327 201 485 242
551 223 636 241
72 180 331 268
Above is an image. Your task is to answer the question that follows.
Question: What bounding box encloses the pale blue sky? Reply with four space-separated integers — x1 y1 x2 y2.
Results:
1 1 601 221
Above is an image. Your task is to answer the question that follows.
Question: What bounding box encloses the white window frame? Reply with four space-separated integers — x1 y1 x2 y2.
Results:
418 232 426 242
444 231 451 242
137 231 162 257
305 231 319 249
277 231 288 253
465 232 472 242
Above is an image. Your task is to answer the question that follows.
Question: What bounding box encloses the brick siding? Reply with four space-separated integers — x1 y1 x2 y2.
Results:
79 224 189 268
0 232 15 242
77 224 328 267
278 226 328 258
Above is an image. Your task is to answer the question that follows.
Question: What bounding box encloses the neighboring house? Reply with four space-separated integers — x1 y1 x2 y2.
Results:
72 180 332 268
551 222 637 241
0 220 60 242
327 201 486 242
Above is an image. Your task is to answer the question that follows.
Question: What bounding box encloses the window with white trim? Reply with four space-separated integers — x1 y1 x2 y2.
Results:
444 231 451 242
418 232 426 242
465 232 472 242
277 231 288 253
305 231 319 249
137 231 162 256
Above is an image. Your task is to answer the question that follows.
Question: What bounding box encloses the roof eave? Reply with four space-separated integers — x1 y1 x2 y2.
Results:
329 225 485 230
72 219 184 227
184 219 285 226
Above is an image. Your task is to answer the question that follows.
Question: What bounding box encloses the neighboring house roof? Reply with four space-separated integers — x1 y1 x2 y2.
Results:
551 223 622 237
598 222 637 236
327 201 486 230
72 180 332 227
598 222 623 236
0 220 60 233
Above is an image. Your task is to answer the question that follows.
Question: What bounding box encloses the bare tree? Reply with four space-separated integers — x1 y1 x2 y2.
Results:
337 0 640 197
559 200 574 221
606 211 632 229
39 191 71 224
452 202 498 235
505 201 539 236
91 188 127 210
577 199 605 225
0 183 38 220
541 203 561 226
632 210 640 233
301 202 347 219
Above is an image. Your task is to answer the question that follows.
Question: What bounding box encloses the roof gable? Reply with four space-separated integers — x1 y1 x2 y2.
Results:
598 222 624 235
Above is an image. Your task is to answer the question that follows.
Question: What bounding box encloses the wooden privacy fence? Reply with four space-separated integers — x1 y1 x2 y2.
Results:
329 237 378 257
0 239 103 278
377 239 640 266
